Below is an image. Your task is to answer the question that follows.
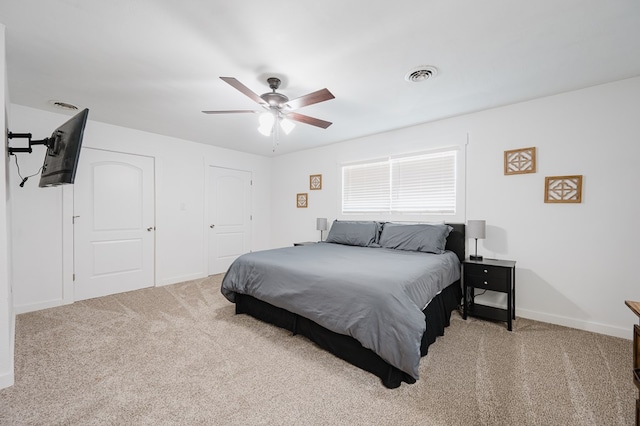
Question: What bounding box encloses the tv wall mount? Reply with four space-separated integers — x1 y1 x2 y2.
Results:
7 131 61 156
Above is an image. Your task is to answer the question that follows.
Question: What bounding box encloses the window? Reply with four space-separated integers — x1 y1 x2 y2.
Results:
342 149 457 214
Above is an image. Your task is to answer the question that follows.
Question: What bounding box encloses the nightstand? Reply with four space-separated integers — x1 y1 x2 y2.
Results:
463 258 516 331
293 241 317 246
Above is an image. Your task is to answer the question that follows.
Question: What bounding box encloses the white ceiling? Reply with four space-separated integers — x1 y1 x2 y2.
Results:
1 1 639 157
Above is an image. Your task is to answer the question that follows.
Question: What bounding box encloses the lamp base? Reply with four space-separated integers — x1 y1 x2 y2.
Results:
469 255 483 261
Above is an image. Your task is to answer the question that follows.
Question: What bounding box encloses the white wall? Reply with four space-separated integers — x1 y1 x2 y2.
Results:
271 76 640 339
9 104 271 312
0 23 15 389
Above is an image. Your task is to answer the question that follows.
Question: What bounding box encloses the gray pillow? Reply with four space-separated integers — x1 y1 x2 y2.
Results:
325 220 380 247
378 223 452 254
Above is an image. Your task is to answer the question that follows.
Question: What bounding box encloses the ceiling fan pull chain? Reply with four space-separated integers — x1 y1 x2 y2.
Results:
272 119 279 152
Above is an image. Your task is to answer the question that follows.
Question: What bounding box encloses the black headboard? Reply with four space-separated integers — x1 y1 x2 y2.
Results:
445 223 465 262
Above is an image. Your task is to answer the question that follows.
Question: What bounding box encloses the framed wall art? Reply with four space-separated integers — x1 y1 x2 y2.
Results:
310 174 322 190
544 175 582 203
504 147 536 175
296 193 308 208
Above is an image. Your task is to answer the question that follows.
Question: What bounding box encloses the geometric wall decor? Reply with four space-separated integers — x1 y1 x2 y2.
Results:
296 193 308 208
544 175 583 203
310 174 322 190
504 147 537 175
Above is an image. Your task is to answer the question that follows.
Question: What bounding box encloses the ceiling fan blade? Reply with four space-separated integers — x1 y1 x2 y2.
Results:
285 88 335 110
202 110 257 114
287 112 332 129
220 77 268 106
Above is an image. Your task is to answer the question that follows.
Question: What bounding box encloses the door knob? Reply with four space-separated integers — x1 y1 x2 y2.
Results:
210 224 215 228
147 227 155 232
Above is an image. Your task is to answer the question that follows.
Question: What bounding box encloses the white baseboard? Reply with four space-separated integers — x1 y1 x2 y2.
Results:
14 273 211 312
157 272 206 287
516 307 631 340
469 296 632 340
14 298 64 315
0 370 14 389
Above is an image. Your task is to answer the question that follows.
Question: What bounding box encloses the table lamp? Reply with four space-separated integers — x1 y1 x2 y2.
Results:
316 218 328 241
467 220 486 261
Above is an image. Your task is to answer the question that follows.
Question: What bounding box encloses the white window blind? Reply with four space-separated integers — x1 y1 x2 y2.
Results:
342 150 457 214
342 160 390 212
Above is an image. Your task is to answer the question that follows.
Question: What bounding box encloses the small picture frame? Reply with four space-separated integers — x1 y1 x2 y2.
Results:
296 193 308 208
504 147 536 175
544 175 583 203
310 174 322 190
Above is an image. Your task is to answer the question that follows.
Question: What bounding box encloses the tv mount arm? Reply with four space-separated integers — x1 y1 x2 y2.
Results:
7 131 56 156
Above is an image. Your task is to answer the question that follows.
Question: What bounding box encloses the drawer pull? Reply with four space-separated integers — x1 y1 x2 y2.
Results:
484 269 488 273
484 281 488 285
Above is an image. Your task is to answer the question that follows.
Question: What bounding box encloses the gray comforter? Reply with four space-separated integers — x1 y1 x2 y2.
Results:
220 242 460 379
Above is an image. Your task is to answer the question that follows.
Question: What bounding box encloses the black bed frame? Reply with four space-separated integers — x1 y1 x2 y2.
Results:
235 223 465 388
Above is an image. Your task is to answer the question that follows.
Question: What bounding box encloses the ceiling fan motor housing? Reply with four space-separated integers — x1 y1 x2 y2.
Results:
261 92 289 108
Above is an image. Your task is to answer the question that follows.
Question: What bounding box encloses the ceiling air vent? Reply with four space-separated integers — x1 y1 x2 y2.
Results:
404 66 438 83
48 100 79 110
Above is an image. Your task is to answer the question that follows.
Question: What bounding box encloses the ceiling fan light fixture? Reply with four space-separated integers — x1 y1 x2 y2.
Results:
280 117 295 135
404 66 438 83
258 112 275 136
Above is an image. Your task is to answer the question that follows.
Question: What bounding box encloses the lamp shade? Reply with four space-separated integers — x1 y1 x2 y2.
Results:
280 117 295 135
258 112 275 136
316 217 328 231
467 220 486 239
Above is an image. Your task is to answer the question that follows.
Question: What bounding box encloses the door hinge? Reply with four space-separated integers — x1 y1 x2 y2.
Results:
250 215 253 220
250 180 253 186
73 273 75 281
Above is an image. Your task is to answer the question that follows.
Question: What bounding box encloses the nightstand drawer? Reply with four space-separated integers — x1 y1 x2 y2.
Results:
464 264 509 292
465 263 509 280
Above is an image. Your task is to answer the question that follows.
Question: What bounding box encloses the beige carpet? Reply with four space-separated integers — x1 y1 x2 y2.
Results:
0 274 635 425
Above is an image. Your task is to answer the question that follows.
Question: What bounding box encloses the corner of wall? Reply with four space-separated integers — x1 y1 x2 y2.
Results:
0 22 15 389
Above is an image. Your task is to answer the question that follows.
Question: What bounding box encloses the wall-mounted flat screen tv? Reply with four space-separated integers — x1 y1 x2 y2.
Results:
39 108 89 187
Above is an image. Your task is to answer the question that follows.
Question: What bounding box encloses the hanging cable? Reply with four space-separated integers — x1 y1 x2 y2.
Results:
13 155 43 187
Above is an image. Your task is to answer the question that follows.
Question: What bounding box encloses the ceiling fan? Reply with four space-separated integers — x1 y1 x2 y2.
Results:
202 77 335 135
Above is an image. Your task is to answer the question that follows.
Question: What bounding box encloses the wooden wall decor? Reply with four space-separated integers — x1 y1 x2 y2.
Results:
310 174 322 190
544 175 583 203
504 147 537 175
296 193 308 208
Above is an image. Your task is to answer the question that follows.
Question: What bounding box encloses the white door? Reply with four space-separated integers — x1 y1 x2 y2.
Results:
208 166 252 274
74 148 155 301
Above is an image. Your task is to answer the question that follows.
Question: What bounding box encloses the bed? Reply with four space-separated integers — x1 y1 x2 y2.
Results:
221 221 465 388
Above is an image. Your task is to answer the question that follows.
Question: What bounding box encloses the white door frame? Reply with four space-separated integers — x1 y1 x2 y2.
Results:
60 148 157 305
61 184 74 305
